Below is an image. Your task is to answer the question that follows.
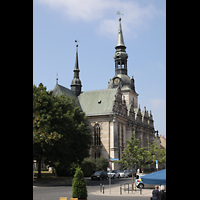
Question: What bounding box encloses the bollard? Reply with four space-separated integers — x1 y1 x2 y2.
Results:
128 183 129 194
120 184 122 195
140 187 142 195
100 183 102 192
103 185 104 194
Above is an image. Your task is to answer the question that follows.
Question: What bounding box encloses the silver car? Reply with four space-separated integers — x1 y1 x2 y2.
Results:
107 170 120 179
117 170 125 178
124 170 130 178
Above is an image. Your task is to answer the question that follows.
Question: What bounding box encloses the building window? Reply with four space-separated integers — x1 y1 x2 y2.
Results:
94 124 101 146
95 150 101 158
118 124 120 160
121 125 124 147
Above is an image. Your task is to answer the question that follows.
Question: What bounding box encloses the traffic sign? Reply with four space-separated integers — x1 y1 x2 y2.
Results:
110 158 119 161
156 160 158 169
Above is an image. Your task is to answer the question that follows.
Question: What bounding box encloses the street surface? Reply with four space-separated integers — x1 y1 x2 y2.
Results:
33 177 152 200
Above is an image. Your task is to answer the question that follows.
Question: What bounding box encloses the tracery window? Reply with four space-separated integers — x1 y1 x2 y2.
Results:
94 124 101 146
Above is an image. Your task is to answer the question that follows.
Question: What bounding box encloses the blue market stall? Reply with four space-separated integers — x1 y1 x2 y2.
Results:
141 169 166 185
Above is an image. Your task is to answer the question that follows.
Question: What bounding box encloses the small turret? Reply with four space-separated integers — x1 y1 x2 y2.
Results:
70 43 82 96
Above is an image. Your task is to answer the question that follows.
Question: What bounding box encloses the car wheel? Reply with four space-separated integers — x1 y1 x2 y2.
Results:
138 183 144 189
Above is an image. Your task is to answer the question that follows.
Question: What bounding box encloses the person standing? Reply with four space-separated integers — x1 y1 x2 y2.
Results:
158 185 166 200
152 185 159 200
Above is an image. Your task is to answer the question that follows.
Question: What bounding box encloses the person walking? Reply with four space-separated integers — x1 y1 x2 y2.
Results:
151 185 159 200
158 185 166 200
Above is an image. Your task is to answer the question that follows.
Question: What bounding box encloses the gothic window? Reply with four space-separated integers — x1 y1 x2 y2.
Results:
118 124 120 160
94 124 101 146
121 125 124 147
95 150 101 158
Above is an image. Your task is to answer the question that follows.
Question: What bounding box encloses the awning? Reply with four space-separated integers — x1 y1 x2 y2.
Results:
141 169 166 185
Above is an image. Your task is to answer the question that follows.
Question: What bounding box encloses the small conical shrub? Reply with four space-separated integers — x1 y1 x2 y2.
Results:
72 166 88 199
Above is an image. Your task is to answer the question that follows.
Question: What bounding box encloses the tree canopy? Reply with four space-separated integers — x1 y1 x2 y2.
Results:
116 131 147 190
33 83 92 178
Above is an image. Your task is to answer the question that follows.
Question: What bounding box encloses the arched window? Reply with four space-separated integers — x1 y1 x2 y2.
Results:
94 124 101 146
95 150 101 158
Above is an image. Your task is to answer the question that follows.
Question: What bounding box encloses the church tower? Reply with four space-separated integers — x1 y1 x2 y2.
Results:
108 18 139 108
71 44 82 96
114 17 128 75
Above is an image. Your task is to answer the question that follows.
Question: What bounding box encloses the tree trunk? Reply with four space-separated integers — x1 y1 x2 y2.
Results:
37 155 42 179
132 167 134 191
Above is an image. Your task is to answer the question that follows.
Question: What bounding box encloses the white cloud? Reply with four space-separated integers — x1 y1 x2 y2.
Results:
35 0 164 38
150 98 165 109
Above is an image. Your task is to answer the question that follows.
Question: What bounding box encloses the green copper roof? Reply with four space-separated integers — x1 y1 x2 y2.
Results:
116 18 125 47
78 88 118 116
52 84 81 108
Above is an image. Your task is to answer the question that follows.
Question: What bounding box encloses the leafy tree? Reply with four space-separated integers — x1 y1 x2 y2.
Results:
81 158 96 177
147 138 166 169
145 138 166 170
148 139 160 166
33 83 92 178
159 148 166 167
72 167 88 199
94 156 108 171
33 83 63 178
116 131 147 190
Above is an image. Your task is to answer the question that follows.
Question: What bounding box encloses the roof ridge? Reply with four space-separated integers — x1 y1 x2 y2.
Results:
81 88 118 93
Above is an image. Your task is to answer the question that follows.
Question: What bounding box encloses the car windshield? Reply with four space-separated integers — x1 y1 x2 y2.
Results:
111 170 116 173
94 171 101 175
124 170 128 173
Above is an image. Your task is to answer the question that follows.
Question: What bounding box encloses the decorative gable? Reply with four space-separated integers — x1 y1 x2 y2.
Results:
112 86 128 118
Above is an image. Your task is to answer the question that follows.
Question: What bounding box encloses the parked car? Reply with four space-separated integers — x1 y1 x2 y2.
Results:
117 170 126 178
107 170 120 179
135 174 156 189
124 169 135 177
123 170 130 178
91 171 108 180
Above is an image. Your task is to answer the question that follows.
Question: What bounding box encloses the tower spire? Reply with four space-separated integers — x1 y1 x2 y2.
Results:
74 44 80 73
70 41 82 96
113 18 128 75
116 18 125 47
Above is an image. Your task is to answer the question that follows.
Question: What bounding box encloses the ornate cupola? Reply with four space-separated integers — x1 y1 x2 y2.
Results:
70 43 82 96
113 18 128 76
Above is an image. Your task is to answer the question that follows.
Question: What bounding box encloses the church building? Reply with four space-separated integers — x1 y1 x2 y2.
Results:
52 18 158 170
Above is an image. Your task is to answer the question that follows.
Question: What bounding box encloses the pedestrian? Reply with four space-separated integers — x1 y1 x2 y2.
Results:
157 185 166 200
151 185 159 200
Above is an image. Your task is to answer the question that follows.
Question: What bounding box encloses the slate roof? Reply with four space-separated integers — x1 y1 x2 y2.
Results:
52 84 81 108
78 88 118 116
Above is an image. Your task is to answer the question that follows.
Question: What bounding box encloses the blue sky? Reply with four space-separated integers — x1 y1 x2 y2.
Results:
33 0 166 138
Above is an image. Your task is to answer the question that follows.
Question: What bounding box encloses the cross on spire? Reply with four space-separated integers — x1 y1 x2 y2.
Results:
75 38 80 47
116 11 123 20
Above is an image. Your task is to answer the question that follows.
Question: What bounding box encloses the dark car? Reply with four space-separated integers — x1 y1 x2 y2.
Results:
91 171 108 180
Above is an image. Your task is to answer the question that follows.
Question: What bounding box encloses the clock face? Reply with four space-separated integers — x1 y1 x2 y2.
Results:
114 78 120 84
